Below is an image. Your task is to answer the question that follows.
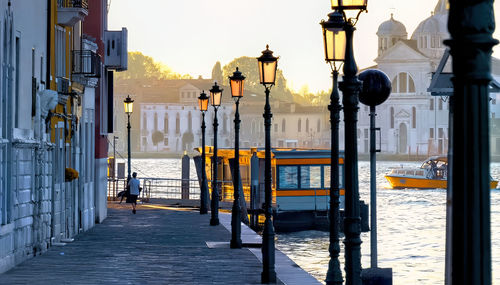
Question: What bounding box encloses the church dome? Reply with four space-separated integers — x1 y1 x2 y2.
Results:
377 14 407 37
411 0 449 39
411 13 448 39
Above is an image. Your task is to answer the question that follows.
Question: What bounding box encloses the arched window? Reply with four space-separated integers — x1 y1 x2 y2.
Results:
154 113 158 130
390 107 394 128
392 72 416 93
188 112 192 132
306 118 309 133
298 118 301 132
176 113 180 134
317 119 320 132
143 113 147 129
282 119 286 132
164 115 169 133
412 107 416 128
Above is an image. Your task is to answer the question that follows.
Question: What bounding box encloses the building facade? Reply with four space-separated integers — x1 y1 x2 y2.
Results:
0 0 126 274
359 0 499 156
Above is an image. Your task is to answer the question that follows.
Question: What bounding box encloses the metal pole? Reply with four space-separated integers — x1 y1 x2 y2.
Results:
231 98 242 248
261 87 276 283
210 107 220 226
446 1 497 283
369 105 377 268
339 22 362 285
325 70 343 285
127 114 131 181
200 112 208 214
113 136 117 199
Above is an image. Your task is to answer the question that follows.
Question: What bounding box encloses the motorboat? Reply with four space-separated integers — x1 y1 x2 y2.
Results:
385 156 499 189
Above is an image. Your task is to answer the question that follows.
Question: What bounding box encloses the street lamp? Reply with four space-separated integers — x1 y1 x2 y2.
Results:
123 95 134 181
209 82 223 226
332 1 368 284
229 67 245 249
257 45 278 284
321 10 345 285
358 69 392 282
198 91 210 215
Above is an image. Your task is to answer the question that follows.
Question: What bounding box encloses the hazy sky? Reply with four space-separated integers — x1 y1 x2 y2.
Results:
108 0 500 93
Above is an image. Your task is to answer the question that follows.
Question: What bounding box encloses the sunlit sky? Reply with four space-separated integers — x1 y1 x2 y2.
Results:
108 0 500 93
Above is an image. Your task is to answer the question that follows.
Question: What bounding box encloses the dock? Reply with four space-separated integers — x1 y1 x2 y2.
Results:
0 201 320 285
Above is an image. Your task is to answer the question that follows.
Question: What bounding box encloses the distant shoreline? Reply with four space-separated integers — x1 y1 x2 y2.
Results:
111 152 500 163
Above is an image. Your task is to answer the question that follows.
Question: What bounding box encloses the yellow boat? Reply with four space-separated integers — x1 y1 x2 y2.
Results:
385 156 499 189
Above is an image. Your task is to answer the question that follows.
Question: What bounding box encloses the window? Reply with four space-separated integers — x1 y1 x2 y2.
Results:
430 128 434 139
143 114 147 129
438 99 443 110
300 166 321 189
430 99 434 110
14 37 20 128
176 113 180 134
412 107 416 128
317 119 320 132
392 72 416 93
188 112 192 132
55 26 66 77
154 113 158 130
274 123 278 133
164 115 169 133
282 119 286 132
278 166 298 189
306 118 309 133
390 107 394 128
323 165 344 189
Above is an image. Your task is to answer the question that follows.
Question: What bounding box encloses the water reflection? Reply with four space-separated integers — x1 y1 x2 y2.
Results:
123 158 500 284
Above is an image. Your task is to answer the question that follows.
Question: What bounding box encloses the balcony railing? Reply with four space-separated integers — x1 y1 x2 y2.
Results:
58 0 88 9
72 50 101 78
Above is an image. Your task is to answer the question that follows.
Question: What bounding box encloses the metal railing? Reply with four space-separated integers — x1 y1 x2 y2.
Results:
108 178 254 203
72 50 101 78
108 177 201 202
58 0 89 9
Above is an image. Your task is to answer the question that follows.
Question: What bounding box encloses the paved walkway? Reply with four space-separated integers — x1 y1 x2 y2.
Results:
0 202 320 285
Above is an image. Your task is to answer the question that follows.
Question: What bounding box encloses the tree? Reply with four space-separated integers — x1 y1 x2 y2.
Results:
222 56 293 101
115 51 192 81
211 61 223 84
152 131 164 152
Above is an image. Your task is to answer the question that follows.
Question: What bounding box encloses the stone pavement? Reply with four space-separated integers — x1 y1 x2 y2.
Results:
0 202 320 285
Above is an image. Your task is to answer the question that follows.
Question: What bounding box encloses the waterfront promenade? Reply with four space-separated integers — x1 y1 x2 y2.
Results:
0 202 319 285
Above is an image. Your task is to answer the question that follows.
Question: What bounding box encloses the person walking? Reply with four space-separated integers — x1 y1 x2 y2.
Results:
127 172 140 214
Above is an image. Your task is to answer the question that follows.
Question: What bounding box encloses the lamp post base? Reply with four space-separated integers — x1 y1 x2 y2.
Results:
210 218 219 226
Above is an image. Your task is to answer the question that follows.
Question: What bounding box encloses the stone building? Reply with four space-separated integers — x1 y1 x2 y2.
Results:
0 0 126 274
358 0 499 156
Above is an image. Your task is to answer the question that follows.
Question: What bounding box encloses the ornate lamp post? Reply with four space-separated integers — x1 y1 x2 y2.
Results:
198 91 210 215
445 1 498 283
229 67 245 249
123 95 134 181
257 45 278 284
321 10 345 285
209 82 223 226
330 0 367 284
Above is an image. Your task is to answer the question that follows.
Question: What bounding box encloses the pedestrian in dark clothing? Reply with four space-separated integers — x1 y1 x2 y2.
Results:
127 172 140 214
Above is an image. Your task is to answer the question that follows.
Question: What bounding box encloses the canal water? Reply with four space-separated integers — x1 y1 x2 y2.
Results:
123 158 500 284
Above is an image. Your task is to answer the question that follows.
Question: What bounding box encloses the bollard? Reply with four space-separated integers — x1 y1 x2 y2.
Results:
181 153 190 200
361 268 392 285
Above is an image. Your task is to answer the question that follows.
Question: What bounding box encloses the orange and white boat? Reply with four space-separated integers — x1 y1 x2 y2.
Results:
385 156 499 189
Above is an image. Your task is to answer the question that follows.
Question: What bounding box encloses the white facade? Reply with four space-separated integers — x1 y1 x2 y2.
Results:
0 1 100 274
139 103 233 153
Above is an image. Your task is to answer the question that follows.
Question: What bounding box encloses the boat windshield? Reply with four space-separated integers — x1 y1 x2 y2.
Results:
420 159 447 170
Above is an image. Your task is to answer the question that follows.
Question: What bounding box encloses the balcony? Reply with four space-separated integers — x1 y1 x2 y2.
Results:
72 50 101 78
57 0 88 26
